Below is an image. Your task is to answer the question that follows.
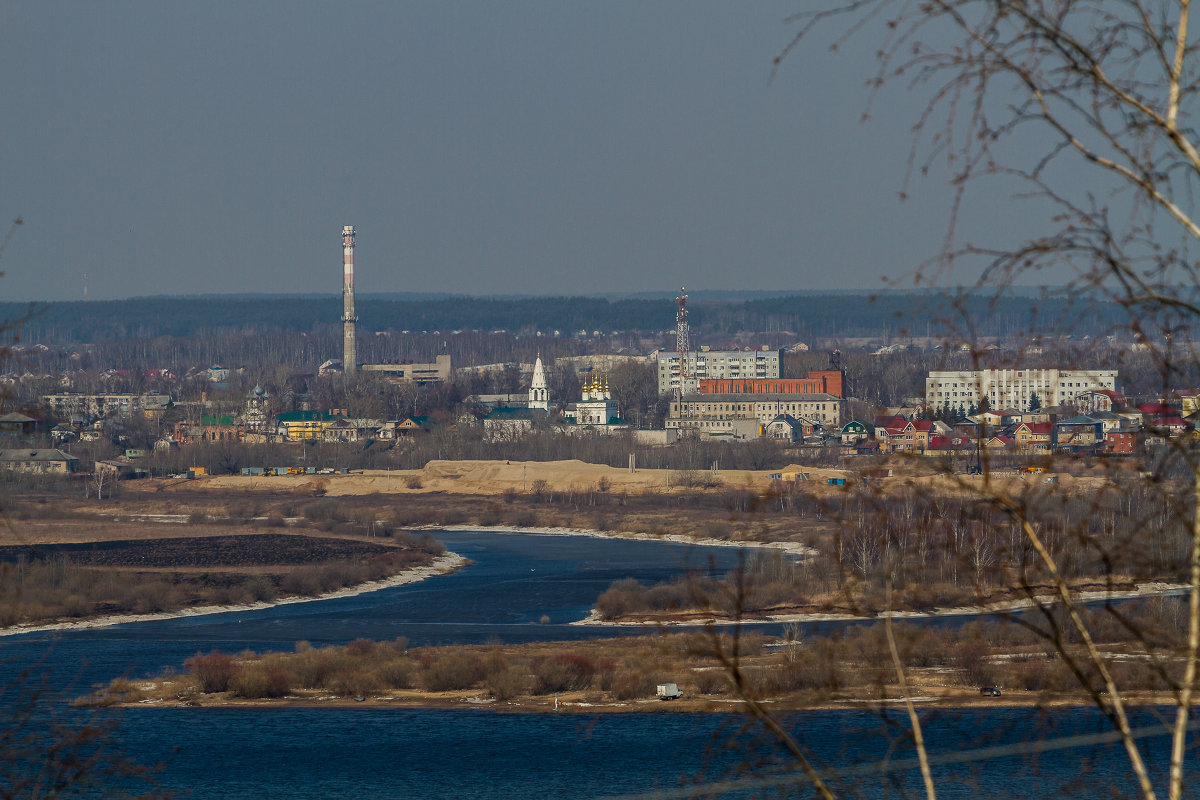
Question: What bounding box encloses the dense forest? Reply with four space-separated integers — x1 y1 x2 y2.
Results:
0 290 1139 345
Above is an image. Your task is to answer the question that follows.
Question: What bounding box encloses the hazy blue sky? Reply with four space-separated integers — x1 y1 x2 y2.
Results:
1 2 1037 301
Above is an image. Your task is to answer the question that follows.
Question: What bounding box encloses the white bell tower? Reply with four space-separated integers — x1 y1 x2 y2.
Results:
529 354 548 411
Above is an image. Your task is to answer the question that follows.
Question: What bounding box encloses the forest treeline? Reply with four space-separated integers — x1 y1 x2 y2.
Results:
1 291 1135 345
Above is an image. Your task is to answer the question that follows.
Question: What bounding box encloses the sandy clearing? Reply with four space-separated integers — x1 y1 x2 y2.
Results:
178 458 1119 501
430 523 814 557
194 459 851 496
0 552 467 639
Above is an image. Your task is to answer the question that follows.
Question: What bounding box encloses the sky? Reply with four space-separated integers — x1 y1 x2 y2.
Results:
0 2 1042 301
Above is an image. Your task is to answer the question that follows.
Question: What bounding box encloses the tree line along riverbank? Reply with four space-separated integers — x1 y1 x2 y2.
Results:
84 608 1193 713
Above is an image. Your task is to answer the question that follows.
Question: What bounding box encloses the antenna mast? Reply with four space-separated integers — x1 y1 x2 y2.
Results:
675 286 689 400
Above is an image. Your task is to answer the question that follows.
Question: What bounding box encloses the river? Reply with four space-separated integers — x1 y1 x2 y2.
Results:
0 531 1183 798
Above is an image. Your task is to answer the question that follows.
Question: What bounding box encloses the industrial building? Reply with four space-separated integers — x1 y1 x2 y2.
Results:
362 355 453 383
336 225 450 382
667 392 843 438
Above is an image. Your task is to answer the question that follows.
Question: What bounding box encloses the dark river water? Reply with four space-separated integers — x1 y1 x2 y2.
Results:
0 531 1187 798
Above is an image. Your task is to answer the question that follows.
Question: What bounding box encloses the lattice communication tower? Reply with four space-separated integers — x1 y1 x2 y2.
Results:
675 286 689 399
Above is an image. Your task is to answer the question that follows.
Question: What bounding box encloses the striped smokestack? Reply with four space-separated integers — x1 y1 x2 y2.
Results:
342 225 358 374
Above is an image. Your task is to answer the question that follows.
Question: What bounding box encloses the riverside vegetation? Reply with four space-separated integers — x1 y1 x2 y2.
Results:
594 476 1190 621
87 597 1194 711
0 495 445 627
3 453 1186 628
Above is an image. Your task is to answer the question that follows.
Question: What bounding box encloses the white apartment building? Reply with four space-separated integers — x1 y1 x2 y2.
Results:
42 393 171 420
926 368 1118 413
657 347 781 395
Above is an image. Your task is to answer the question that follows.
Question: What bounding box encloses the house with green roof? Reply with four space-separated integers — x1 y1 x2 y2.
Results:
277 411 346 441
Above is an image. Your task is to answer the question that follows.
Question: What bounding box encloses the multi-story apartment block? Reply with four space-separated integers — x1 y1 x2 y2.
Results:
925 369 1117 414
42 393 171 421
657 347 781 396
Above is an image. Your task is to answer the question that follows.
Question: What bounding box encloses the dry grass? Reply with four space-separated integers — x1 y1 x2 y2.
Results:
83 598 1195 712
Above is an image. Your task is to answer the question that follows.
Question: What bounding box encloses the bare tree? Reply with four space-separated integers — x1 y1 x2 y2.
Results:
727 3 1200 798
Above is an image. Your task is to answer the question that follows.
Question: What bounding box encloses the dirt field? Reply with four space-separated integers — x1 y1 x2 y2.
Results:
181 458 1113 498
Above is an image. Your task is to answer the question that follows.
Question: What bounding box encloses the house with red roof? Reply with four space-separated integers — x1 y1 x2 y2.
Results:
1138 402 1176 418
927 435 973 452
1148 416 1191 439
1013 422 1054 454
1078 389 1125 414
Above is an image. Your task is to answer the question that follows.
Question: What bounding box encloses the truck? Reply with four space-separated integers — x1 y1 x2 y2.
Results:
656 683 682 700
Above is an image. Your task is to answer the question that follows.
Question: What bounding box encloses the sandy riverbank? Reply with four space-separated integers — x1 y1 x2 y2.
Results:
570 581 1189 626
432 523 814 557
127 688 1122 713
0 552 467 639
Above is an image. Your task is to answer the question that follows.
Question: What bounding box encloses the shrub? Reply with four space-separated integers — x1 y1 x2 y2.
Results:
345 638 376 657
243 575 277 602
434 509 467 525
512 511 539 528
231 663 292 698
328 667 382 697
644 582 690 612
186 651 238 693
953 638 994 686
606 669 656 700
414 534 446 556
302 501 340 522
290 650 339 688
1010 657 1075 692
530 479 551 502
132 581 175 614
532 654 596 694
374 659 416 689
404 475 423 489
61 594 90 618
486 666 529 701
692 669 729 695
595 578 646 620
281 568 323 596
421 652 485 692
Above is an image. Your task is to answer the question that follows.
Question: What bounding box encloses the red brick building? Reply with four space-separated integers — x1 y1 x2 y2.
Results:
698 370 844 397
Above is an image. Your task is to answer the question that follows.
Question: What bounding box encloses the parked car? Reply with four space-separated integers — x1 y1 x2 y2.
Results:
979 686 1002 697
